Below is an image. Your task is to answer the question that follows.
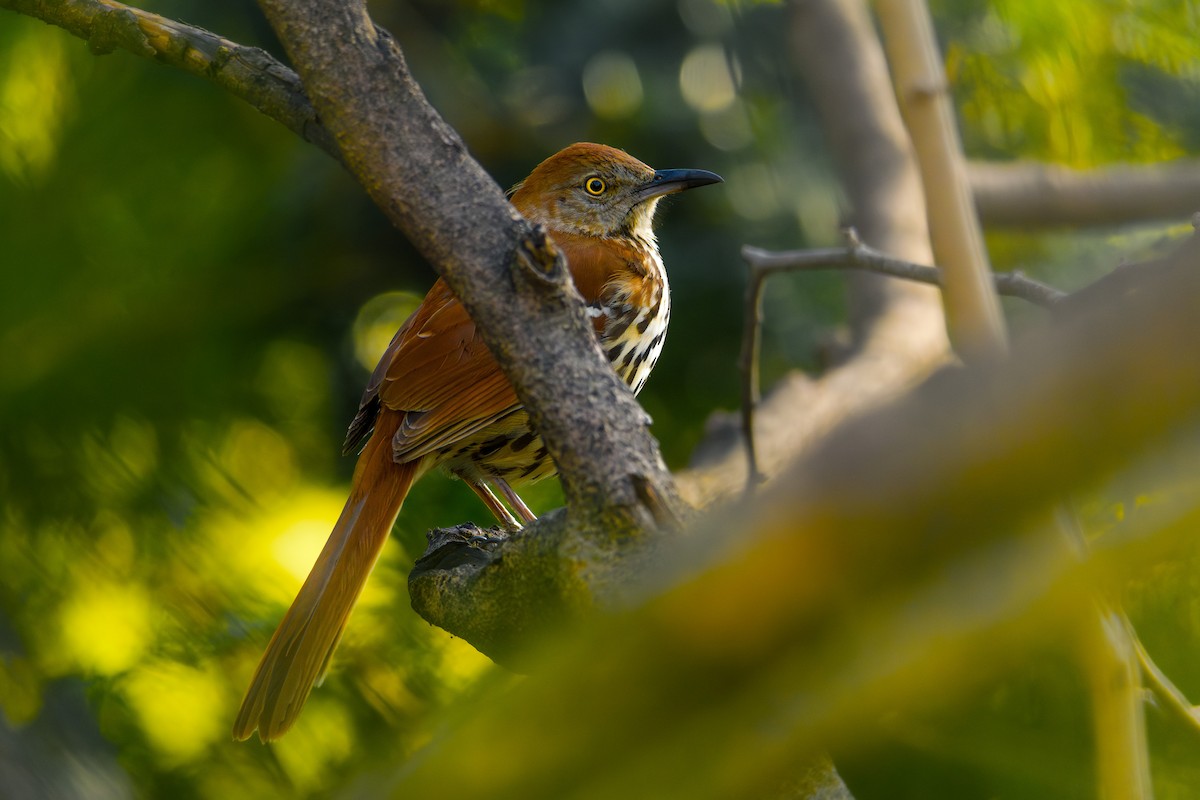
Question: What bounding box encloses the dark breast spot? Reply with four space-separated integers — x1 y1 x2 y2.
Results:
606 313 633 341
637 294 662 334
474 435 509 458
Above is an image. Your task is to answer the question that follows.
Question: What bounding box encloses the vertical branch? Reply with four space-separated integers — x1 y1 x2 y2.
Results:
1081 608 1153 800
873 0 1007 362
1058 509 1153 800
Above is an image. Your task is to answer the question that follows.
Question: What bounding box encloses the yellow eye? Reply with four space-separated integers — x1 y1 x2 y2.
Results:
584 176 606 196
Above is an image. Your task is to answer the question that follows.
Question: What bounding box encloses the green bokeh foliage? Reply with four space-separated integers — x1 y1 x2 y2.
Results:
0 0 1198 797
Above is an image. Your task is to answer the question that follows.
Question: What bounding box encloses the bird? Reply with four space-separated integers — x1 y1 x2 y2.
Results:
232 143 722 742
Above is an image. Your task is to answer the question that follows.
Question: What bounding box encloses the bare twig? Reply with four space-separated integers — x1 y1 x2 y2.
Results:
742 237 1066 307
787 0 940 338
736 233 1063 485
699 0 947 508
0 0 340 162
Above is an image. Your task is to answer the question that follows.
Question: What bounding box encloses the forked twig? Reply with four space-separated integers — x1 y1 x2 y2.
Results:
738 229 1066 488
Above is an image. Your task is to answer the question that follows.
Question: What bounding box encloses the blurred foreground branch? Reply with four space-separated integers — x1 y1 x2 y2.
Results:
0 0 339 161
388 227 1200 800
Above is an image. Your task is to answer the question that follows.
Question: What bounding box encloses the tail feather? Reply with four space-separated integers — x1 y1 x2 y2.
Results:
234 416 417 742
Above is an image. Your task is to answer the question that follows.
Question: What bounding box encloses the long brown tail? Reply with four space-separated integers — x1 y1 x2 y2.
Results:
233 413 416 742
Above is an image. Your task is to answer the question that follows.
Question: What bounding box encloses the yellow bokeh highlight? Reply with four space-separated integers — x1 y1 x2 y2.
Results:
0 25 73 181
123 661 225 764
679 44 738 113
256 490 400 618
204 486 369 608
582 51 644 119
352 291 423 373
698 100 754 152
724 161 782 221
58 580 153 675
434 632 494 694
271 514 340 584
272 698 356 791
218 419 298 499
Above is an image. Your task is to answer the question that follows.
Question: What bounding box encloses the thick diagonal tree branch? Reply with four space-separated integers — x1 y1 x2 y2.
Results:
3 1 676 531
252 2 678 540
1 0 682 663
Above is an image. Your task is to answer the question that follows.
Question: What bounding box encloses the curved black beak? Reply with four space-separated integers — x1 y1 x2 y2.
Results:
634 168 724 203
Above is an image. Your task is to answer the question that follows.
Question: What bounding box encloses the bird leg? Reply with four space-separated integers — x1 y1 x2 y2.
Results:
493 477 537 524
461 477 522 530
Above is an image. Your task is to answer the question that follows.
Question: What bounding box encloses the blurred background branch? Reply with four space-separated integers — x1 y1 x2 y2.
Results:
384 228 1200 800
971 159 1200 228
680 0 951 507
875 0 1007 363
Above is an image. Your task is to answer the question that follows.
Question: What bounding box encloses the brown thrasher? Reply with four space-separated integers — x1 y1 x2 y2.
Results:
233 143 721 741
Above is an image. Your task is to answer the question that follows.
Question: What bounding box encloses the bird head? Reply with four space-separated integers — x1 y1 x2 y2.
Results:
508 143 722 239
